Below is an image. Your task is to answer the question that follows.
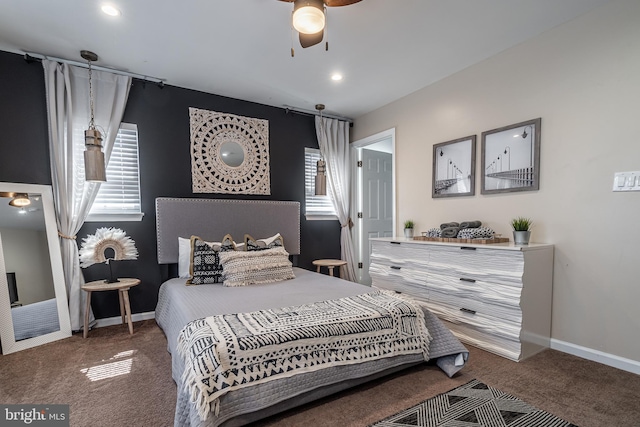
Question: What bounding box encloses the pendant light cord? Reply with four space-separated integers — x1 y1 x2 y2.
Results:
88 59 95 130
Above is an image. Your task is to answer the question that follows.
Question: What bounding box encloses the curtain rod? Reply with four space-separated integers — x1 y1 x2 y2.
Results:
24 52 165 86
283 105 353 123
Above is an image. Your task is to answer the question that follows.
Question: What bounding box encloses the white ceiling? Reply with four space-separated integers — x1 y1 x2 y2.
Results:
0 0 610 119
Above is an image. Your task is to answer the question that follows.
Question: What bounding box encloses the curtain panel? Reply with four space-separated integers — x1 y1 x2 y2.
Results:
43 60 131 331
315 116 357 282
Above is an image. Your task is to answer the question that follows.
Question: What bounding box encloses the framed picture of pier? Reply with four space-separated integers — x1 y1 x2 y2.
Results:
481 118 541 195
432 135 476 198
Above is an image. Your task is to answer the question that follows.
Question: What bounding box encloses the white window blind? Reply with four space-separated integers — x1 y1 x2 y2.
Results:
304 147 336 219
87 123 143 221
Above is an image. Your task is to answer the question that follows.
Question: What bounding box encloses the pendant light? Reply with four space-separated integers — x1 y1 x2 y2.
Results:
314 104 327 196
81 50 106 182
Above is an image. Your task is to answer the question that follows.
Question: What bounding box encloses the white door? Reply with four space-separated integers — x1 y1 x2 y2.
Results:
352 128 395 285
359 148 393 285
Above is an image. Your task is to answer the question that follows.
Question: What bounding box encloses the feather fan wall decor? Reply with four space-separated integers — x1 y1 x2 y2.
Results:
79 227 138 268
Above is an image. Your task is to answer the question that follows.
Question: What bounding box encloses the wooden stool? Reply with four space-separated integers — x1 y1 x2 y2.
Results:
312 259 348 278
81 278 140 338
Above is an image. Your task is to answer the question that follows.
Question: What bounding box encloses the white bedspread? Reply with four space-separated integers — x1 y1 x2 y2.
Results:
177 290 431 420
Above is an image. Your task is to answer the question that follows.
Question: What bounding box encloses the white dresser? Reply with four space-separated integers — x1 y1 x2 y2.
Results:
369 237 554 361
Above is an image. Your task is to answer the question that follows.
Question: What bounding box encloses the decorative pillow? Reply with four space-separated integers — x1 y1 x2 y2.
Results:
186 234 236 285
219 247 294 287
244 233 284 251
178 237 191 278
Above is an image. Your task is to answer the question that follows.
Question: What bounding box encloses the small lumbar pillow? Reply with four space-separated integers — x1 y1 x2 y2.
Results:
186 234 236 285
244 233 284 251
219 247 294 287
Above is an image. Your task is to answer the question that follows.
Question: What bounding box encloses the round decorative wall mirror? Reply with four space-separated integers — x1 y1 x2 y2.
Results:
219 141 245 167
189 107 271 195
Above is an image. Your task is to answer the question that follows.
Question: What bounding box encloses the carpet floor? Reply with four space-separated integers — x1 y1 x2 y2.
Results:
1 320 639 427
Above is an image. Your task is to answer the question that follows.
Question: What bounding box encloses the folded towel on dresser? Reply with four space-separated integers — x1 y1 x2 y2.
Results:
459 220 482 229
441 227 460 238
457 227 495 239
424 228 441 238
440 222 460 230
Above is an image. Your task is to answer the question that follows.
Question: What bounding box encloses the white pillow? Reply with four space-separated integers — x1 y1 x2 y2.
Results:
178 237 191 278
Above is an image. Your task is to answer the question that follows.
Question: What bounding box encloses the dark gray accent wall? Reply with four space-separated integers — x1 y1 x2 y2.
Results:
0 50 341 320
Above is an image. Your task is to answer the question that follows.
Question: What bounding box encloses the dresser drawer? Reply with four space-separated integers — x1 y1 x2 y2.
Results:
428 272 523 311
370 240 430 268
424 299 522 343
440 319 523 361
428 246 524 287
369 261 429 298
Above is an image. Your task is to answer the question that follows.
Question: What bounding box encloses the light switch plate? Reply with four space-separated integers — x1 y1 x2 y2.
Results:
613 171 640 192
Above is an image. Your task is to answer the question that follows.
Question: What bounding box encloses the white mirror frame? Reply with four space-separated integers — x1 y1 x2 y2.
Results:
0 183 71 354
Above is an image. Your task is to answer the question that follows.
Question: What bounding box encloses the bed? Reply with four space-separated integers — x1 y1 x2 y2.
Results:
154 198 468 427
11 298 60 341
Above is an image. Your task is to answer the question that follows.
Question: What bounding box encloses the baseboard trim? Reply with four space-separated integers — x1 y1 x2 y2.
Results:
94 311 156 328
550 338 640 375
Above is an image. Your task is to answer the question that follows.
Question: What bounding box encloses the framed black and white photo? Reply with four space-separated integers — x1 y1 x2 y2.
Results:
432 135 476 198
481 118 541 194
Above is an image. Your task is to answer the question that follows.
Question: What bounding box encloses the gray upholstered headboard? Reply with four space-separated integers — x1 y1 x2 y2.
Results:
155 198 301 264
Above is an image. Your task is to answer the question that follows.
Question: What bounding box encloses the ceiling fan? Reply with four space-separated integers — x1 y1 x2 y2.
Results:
279 0 362 54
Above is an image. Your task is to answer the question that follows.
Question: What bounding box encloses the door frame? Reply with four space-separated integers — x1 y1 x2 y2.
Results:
351 128 396 284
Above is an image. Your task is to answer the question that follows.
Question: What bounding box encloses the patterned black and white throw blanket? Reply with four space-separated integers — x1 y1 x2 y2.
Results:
177 289 432 421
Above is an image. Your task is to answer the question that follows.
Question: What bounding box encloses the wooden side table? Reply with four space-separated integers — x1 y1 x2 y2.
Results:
81 278 140 338
312 259 348 278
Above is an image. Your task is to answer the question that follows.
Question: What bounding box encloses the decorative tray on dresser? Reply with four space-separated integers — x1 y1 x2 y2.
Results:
369 237 554 361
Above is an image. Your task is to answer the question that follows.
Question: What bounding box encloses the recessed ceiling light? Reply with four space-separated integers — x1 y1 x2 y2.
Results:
101 4 121 16
331 73 343 81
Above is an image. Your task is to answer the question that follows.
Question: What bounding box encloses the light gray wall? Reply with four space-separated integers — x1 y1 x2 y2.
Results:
352 0 640 363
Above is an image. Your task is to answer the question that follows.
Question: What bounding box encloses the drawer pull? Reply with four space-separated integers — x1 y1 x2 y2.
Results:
390 266 401 270
459 277 476 283
460 308 476 315
390 241 402 245
460 246 476 251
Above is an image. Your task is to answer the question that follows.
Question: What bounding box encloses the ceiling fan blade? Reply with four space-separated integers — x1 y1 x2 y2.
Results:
324 0 362 6
299 29 324 48
278 0 362 6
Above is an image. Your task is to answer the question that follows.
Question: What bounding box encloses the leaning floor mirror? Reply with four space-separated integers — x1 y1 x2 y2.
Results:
0 183 71 354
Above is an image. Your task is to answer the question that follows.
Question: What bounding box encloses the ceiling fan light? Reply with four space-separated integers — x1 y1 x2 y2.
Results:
293 5 325 34
9 193 31 208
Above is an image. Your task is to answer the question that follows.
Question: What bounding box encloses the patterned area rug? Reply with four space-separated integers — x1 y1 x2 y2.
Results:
370 379 578 426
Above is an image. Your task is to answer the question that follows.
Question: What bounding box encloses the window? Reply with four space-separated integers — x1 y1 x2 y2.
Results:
86 123 143 221
304 147 336 220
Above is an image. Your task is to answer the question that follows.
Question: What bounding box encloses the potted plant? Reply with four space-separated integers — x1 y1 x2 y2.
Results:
511 217 532 245
403 220 415 238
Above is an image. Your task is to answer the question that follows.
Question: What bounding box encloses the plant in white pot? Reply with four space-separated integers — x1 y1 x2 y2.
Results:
511 217 532 245
403 220 415 238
